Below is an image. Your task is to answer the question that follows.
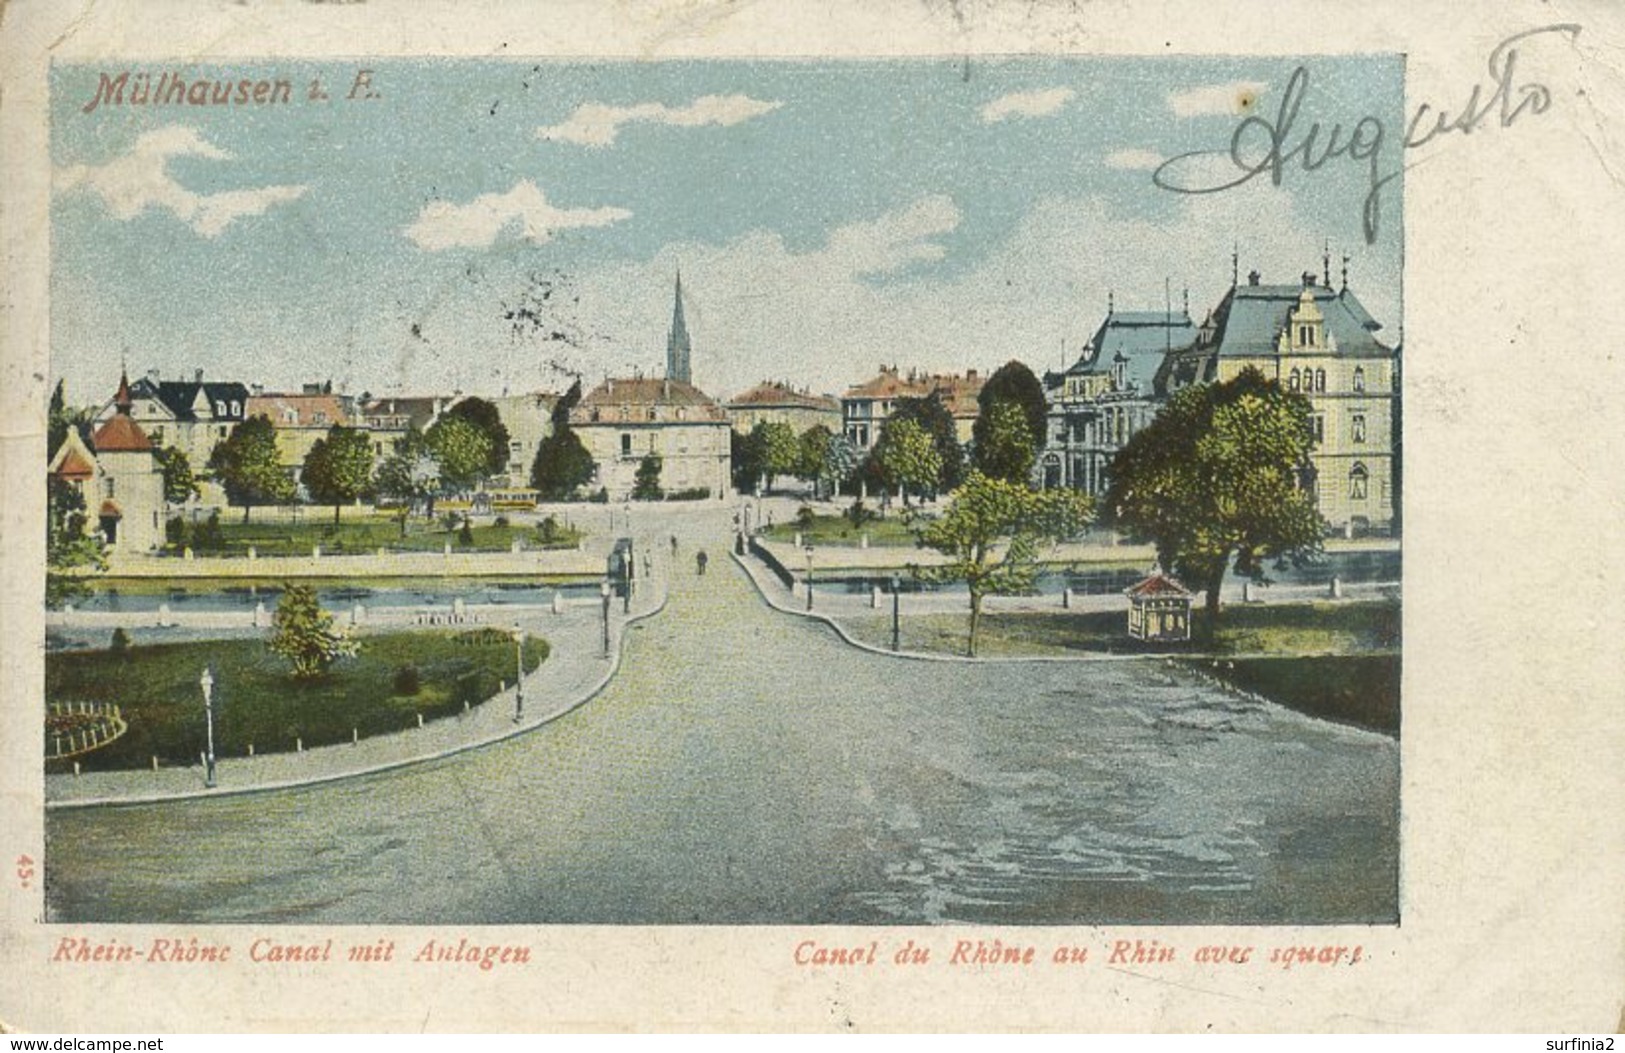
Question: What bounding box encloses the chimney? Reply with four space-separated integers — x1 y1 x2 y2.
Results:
1248 269 1261 286
967 368 977 380
607 379 614 397
1302 271 1317 288
194 368 204 384
145 368 160 385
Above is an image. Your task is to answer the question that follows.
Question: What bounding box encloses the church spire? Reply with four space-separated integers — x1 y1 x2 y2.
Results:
115 367 133 414
666 267 692 384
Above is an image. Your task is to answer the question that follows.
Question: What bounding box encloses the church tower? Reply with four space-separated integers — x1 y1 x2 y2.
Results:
666 269 692 384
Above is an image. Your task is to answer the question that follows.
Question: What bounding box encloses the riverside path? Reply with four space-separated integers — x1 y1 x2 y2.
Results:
45 503 1398 925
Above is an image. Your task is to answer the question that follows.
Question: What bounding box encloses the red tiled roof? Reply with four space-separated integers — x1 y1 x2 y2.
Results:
843 370 931 401
726 382 839 411
571 378 727 422
52 446 95 480
247 394 351 428
92 413 153 453
99 500 122 518
1125 572 1193 598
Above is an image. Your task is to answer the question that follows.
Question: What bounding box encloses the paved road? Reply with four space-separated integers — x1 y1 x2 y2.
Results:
45 503 1398 925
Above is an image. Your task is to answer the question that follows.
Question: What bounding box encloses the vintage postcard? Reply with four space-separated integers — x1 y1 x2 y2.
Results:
2 0 1622 1033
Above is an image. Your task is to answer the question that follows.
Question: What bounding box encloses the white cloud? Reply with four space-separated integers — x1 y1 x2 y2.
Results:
404 180 631 251
980 87 1076 123
1104 148 1165 171
821 195 961 277
54 125 306 237
1168 80 1268 118
537 94 782 147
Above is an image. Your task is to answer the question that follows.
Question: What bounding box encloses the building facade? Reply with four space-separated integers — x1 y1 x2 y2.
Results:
840 366 985 451
1039 306 1196 495
245 387 356 486
94 370 250 475
483 392 559 489
56 372 165 552
570 378 732 500
1159 268 1399 535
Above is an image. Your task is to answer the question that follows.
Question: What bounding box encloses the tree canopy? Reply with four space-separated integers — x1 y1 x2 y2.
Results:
915 470 1092 656
302 424 374 523
154 445 201 506
443 397 512 479
268 583 359 680
874 416 942 505
530 426 595 499
754 421 801 492
973 360 1048 461
1103 367 1323 626
373 426 440 527
425 414 492 493
632 453 664 500
889 392 964 492
209 415 296 520
970 399 1037 486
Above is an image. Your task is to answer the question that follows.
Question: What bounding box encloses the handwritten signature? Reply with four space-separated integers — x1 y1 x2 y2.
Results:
1152 24 1582 244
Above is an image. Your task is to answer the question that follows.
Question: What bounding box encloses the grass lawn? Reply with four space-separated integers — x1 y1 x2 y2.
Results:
761 513 923 547
166 514 583 557
45 630 549 772
1205 654 1400 736
841 600 1401 658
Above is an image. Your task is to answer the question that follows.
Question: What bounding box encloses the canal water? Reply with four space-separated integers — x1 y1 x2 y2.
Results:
45 554 1399 926
69 579 601 614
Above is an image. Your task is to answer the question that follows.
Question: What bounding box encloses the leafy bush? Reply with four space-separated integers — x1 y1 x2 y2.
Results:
795 504 817 529
665 487 710 501
537 515 561 544
845 499 877 527
165 516 188 548
392 663 421 696
493 514 510 529
589 487 610 504
193 510 225 551
457 517 475 545
109 627 131 656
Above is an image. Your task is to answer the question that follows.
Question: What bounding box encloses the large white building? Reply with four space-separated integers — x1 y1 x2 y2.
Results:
570 377 732 500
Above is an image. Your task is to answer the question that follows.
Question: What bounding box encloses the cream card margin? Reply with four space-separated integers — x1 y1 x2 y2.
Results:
2 0 1622 1033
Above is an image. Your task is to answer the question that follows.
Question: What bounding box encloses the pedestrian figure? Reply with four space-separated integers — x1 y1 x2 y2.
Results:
696 550 708 576
670 535 678 556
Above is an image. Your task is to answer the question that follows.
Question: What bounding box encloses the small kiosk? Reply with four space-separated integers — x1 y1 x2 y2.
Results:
1125 572 1194 642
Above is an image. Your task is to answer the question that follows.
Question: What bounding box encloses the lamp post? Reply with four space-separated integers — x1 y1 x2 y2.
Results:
600 579 612 658
199 665 217 789
890 573 902 652
804 544 815 612
511 626 526 724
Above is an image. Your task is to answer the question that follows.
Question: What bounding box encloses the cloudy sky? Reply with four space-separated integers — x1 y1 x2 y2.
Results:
51 56 1403 405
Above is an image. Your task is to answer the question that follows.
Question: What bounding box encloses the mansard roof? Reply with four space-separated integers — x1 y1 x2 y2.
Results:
1064 308 1198 392
572 377 728 423
1200 279 1392 359
131 377 252 422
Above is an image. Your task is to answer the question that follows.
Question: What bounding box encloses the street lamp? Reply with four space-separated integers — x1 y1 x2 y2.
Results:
199 665 217 789
890 573 902 652
511 626 526 724
804 544 815 612
600 579 612 658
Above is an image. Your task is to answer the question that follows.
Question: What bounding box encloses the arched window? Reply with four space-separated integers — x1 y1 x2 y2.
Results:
1352 414 1367 443
1289 368 1301 391
1315 368 1327 392
1353 366 1366 393
1349 462 1369 500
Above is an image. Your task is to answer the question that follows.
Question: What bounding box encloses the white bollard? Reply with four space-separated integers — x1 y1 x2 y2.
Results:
247 546 256 561
452 598 466 619
313 544 322 559
551 591 564 615
1243 581 1255 603
157 603 172 628
511 540 523 554
793 532 802 548
1330 576 1343 599
860 533 869 550
871 586 882 609
183 547 194 561
443 541 452 557
352 603 365 626
253 601 267 628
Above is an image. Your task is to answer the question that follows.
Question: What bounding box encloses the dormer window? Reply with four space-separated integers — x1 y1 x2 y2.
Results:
1353 366 1366 393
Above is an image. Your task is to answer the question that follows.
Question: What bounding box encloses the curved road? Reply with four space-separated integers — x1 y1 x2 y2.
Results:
46 506 1398 925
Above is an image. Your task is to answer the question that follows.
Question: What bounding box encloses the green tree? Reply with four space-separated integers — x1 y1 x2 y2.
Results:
443 396 512 479
820 433 859 500
731 427 766 496
373 426 440 533
916 470 1092 656
796 425 832 496
47 379 70 460
268 583 359 680
751 421 800 493
1103 366 1323 629
889 392 964 492
209 415 296 522
46 475 104 609
632 453 664 500
302 424 375 524
530 427 595 500
970 399 1037 485
153 445 201 506
425 414 492 494
972 360 1048 474
874 416 942 506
